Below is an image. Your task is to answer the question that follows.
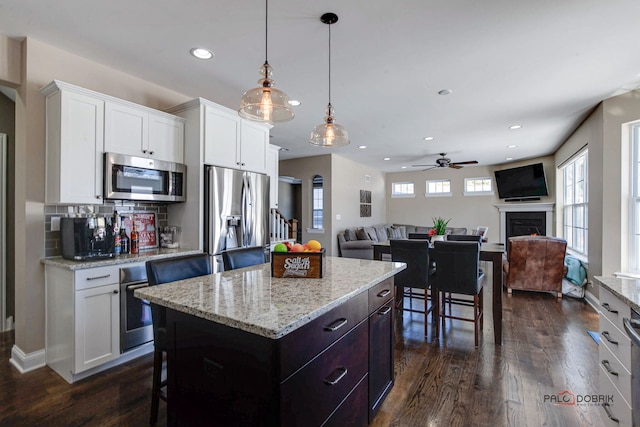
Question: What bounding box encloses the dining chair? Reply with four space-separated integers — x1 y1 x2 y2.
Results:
390 239 436 335
446 234 482 243
145 253 212 425
221 246 267 271
432 241 485 347
408 232 431 240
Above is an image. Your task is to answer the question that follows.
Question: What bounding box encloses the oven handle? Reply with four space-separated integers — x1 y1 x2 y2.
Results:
623 318 640 346
126 282 150 291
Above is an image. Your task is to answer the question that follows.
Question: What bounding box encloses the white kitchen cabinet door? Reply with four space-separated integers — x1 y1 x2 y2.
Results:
240 120 269 174
104 101 148 158
267 144 279 208
148 113 185 163
44 86 105 204
204 104 240 168
74 283 120 373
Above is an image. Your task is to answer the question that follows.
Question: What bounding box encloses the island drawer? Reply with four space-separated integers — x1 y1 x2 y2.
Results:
599 314 631 370
280 320 368 427
599 339 632 406
599 286 631 334
279 290 368 380
368 277 394 312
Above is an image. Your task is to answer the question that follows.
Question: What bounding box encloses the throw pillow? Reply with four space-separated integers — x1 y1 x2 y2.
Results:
387 226 402 239
364 226 379 243
344 228 357 242
374 225 388 242
396 225 407 239
355 228 370 241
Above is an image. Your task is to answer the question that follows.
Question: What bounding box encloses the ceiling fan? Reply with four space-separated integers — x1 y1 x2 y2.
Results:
412 153 478 170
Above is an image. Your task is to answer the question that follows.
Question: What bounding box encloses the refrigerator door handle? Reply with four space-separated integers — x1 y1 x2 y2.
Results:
245 174 254 245
241 174 247 246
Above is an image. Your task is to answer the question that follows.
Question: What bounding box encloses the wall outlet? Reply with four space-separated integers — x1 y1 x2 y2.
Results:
336 214 341 220
51 217 61 231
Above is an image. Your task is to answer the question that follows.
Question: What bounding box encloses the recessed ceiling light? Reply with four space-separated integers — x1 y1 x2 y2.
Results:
358 145 367 149
288 100 301 106
383 157 390 161
423 136 434 141
509 125 522 130
507 144 517 148
401 166 407 169
506 157 513 161
190 48 214 60
438 89 452 96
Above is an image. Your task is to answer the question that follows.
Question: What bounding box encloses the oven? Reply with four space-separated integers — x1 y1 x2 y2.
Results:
623 307 640 426
120 264 153 353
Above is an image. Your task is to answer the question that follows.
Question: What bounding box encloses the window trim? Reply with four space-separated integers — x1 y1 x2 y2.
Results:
630 124 640 273
463 177 494 196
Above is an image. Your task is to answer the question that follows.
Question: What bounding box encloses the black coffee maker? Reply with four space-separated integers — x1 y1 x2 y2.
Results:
60 216 116 261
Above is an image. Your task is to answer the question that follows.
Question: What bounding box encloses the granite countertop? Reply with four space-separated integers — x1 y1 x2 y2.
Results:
41 248 203 270
135 256 406 339
595 276 640 312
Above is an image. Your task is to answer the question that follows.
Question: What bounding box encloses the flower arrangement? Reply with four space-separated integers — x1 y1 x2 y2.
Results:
431 217 451 235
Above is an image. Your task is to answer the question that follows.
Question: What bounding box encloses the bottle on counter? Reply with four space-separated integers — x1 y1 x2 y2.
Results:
113 212 121 255
120 223 130 254
130 221 139 254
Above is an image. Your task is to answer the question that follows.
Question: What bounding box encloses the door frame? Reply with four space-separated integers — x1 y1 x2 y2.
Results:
0 134 6 331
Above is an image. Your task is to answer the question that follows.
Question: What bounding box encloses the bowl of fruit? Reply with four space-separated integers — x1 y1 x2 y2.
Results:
271 240 325 278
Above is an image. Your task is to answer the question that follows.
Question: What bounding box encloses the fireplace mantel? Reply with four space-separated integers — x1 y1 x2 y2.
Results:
495 203 555 243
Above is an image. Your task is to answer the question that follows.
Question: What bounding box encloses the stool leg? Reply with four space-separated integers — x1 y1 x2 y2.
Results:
150 349 163 425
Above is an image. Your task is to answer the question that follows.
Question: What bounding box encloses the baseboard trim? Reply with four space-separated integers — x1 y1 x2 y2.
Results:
584 290 599 313
9 345 46 373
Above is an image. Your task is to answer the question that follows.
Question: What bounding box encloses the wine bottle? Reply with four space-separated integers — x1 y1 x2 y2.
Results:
131 221 139 254
113 211 121 255
120 220 129 254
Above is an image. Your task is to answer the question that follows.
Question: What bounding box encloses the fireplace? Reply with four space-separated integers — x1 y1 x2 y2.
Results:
506 212 546 239
495 203 554 244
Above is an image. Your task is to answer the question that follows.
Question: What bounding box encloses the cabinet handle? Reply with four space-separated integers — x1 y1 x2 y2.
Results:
113 290 119 294
378 306 392 316
601 303 618 314
86 274 111 281
323 366 348 385
96 195 102 199
241 163 245 166
149 151 154 155
601 331 618 345
324 318 348 332
142 149 148 154
601 360 619 376
377 289 391 298
602 403 619 423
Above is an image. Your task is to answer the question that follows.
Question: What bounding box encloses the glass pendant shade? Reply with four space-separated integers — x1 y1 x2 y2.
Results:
310 104 349 147
239 62 294 123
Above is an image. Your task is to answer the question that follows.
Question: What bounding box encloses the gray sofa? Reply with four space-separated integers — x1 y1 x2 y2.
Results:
337 223 468 260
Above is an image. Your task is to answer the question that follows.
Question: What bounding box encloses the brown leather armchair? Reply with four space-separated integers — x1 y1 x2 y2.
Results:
502 236 568 298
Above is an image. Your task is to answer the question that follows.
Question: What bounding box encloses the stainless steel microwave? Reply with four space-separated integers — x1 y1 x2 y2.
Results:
104 152 186 202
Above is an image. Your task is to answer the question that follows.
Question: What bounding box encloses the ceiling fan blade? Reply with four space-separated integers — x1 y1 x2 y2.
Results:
451 160 478 165
411 164 437 167
448 164 463 169
422 166 438 171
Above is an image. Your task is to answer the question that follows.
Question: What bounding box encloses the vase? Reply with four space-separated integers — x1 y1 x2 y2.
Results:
431 234 446 242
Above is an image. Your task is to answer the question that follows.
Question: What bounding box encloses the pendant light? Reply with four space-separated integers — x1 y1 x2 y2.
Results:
310 13 349 147
239 0 294 123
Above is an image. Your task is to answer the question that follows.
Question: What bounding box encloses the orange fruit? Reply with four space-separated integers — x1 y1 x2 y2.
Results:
307 240 322 251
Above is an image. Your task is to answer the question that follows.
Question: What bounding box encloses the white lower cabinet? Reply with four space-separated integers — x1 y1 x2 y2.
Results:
597 282 633 426
46 264 122 383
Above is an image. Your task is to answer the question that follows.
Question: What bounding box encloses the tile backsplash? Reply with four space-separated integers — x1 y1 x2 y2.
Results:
44 201 168 257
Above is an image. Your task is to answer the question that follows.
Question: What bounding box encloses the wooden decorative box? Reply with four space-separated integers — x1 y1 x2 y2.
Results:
271 249 326 278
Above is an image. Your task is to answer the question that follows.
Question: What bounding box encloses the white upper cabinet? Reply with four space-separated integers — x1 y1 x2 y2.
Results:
105 101 184 164
203 102 269 174
42 81 105 204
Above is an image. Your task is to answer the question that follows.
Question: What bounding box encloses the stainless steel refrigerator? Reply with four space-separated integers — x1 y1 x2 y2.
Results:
204 165 270 272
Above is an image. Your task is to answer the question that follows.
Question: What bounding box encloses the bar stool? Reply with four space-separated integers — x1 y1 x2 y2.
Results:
145 253 211 425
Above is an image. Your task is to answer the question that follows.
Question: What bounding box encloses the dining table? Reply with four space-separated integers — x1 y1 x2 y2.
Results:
372 240 506 345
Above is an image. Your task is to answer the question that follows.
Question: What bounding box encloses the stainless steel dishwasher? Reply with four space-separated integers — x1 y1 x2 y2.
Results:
120 264 153 353
623 308 640 426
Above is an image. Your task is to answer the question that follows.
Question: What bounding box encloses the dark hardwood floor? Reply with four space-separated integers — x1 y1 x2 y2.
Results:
1 273 601 427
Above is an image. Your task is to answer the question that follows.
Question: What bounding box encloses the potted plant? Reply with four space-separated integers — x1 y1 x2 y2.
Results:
430 217 450 242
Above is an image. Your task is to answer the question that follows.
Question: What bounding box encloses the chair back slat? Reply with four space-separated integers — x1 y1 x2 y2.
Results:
390 239 432 289
222 246 267 271
433 241 482 295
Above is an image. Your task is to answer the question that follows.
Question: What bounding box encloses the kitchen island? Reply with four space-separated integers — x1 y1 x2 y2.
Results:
135 256 406 427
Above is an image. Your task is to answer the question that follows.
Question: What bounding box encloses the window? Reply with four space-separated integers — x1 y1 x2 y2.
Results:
391 182 415 198
631 125 640 271
312 175 323 229
426 179 451 197
562 150 588 256
464 177 494 196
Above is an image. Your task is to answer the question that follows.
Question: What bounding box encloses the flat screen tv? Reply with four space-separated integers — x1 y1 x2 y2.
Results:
494 163 548 201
